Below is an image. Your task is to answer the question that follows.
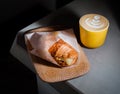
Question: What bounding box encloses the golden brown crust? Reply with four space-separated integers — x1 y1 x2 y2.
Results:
49 39 78 67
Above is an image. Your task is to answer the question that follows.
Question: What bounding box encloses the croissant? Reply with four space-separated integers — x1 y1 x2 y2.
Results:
49 39 78 67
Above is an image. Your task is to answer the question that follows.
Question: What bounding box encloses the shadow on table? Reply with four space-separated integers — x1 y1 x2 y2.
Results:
51 81 84 94
106 0 120 30
1 4 50 94
16 7 86 51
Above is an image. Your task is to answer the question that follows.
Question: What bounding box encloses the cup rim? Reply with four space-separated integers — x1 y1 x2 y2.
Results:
79 14 109 32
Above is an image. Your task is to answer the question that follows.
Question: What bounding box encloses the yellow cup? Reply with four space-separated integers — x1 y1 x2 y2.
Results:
79 14 109 48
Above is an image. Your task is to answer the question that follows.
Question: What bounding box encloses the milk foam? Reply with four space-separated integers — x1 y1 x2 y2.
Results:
85 15 104 29
80 14 109 32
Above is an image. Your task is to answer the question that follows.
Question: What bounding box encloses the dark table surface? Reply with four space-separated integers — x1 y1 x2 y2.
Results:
35 1 120 94
4 0 120 94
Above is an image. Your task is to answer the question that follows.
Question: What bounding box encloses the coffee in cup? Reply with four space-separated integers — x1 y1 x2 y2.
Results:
79 14 109 48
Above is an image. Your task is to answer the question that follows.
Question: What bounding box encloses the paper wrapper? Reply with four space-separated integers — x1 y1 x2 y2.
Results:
25 28 80 67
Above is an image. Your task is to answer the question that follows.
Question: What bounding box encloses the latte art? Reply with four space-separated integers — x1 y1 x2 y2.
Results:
80 14 109 32
85 15 104 29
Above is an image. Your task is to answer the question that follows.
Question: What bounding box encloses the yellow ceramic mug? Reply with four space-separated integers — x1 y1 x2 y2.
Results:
79 14 109 48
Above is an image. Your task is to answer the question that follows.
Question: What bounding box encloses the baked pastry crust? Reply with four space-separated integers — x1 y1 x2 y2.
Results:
49 39 78 67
